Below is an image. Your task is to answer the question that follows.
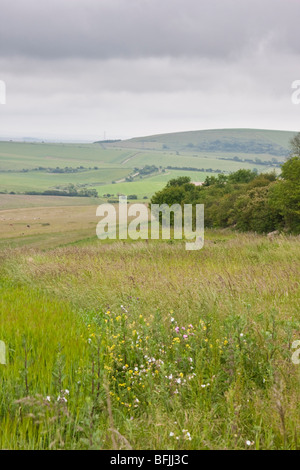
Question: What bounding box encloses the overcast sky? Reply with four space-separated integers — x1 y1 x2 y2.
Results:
0 0 299 141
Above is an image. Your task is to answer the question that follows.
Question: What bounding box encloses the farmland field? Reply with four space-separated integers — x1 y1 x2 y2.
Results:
0 129 299 450
0 128 293 199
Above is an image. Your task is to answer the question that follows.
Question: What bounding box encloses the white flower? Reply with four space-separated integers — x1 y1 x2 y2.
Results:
240 333 244 337
64 389 70 395
57 396 67 403
46 396 51 402
246 440 254 446
169 432 175 437
171 317 175 322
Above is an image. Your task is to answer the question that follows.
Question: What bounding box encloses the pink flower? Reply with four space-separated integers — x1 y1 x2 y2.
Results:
183 335 188 339
175 327 180 333
181 327 185 330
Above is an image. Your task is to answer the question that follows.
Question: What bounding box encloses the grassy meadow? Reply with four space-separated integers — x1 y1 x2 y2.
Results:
0 231 299 449
0 131 299 450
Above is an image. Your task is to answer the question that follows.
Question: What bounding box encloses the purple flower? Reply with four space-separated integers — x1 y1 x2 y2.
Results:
175 327 180 333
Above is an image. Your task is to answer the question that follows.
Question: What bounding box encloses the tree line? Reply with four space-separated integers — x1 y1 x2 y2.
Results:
150 134 300 234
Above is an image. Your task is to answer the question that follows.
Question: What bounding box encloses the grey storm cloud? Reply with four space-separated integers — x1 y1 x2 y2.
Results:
0 0 300 60
0 0 299 140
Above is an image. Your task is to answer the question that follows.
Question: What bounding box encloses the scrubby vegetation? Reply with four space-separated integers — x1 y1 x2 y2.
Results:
25 184 98 198
151 157 300 234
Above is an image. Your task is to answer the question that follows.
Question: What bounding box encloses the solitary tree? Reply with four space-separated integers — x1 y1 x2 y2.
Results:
290 132 300 157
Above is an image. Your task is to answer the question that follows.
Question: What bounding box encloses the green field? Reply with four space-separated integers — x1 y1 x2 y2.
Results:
0 128 293 199
112 128 296 156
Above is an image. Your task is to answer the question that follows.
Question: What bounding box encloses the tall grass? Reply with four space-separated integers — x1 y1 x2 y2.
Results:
0 232 299 449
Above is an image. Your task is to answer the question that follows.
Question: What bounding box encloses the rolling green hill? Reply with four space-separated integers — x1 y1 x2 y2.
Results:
108 128 296 157
0 128 297 199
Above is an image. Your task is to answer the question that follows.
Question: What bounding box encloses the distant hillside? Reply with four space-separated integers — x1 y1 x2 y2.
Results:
110 128 296 157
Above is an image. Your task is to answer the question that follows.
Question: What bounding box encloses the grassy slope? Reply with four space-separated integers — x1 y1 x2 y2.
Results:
0 234 299 449
0 128 294 197
114 128 296 154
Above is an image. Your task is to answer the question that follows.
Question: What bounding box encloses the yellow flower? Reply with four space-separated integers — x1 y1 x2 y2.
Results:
224 340 228 345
